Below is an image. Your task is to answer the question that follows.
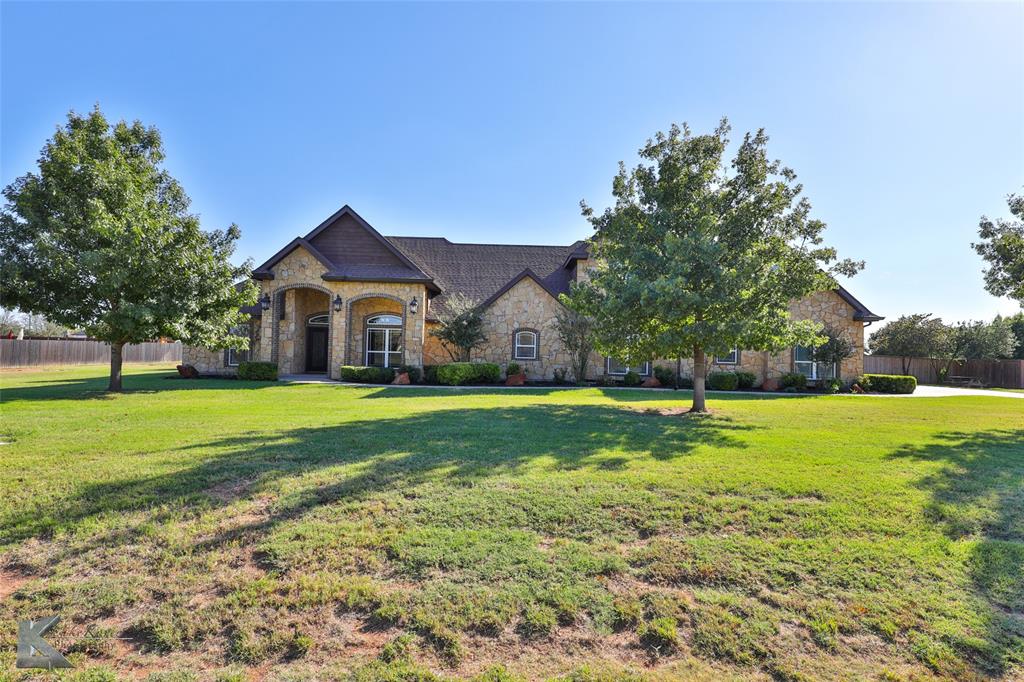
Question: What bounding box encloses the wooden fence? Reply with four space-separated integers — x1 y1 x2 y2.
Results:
864 355 1024 389
0 339 182 368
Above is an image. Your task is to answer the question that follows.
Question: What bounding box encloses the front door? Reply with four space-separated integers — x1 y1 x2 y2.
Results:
306 327 328 372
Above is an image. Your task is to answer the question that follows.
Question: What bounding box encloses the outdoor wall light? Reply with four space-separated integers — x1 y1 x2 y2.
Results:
409 296 418 315
332 294 343 312
260 293 271 311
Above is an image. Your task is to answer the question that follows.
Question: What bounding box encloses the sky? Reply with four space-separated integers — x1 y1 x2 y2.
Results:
2 1 1022 326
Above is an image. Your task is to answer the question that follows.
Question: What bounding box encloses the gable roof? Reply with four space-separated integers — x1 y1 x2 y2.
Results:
835 285 883 322
384 237 588 317
252 205 436 289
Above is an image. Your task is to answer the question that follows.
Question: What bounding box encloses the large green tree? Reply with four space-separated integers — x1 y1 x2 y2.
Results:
868 313 946 374
0 107 255 391
973 191 1024 306
571 120 862 412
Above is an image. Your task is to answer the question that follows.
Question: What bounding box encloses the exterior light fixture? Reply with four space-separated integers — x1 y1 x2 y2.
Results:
409 296 418 315
332 294 343 312
260 293 271 311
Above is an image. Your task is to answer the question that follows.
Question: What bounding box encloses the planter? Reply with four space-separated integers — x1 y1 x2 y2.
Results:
641 376 662 388
392 371 411 385
762 377 780 392
505 373 526 386
176 364 199 379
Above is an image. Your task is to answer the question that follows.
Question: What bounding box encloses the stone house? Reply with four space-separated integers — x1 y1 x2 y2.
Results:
183 205 882 383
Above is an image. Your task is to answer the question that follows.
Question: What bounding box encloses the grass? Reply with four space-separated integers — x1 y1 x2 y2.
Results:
0 364 1021 681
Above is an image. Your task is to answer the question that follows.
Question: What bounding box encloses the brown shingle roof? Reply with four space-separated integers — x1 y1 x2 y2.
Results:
385 237 588 317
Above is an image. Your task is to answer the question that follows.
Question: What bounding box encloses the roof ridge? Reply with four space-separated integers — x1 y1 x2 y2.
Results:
387 236 579 249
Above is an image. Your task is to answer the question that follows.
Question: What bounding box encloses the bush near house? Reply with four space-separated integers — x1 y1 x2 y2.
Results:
398 365 423 384
340 366 396 384
653 365 676 387
435 362 502 386
780 372 808 390
862 374 917 394
622 370 642 387
237 361 278 381
423 365 439 384
735 371 758 390
708 371 739 391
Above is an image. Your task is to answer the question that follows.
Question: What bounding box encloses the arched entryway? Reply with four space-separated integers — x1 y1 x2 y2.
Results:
345 294 407 367
270 284 333 375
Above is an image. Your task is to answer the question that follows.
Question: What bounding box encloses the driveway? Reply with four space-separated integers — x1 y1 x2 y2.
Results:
890 385 1024 398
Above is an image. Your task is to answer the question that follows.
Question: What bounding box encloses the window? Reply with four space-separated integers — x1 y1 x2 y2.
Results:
715 348 739 364
605 357 651 376
226 324 251 366
365 313 403 368
307 314 329 326
794 345 836 380
513 329 539 360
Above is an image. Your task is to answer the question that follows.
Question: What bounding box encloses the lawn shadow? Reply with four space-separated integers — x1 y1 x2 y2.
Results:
887 429 1024 674
0 368 277 402
1 403 756 553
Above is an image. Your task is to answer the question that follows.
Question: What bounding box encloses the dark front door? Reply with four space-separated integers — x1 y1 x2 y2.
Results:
306 327 328 372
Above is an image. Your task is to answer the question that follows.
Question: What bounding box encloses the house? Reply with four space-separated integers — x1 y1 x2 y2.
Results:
182 205 882 383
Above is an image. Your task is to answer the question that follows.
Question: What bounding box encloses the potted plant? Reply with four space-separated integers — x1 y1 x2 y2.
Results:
506 362 526 386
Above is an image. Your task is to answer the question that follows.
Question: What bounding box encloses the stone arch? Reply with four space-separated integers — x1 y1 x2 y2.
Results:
270 283 335 372
345 293 408 365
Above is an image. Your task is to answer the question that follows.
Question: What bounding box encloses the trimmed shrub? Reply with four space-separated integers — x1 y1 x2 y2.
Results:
707 371 739 391
237 361 278 381
736 371 757 390
340 366 395 384
677 376 694 389
506 362 521 377
863 374 916 394
780 372 807 390
436 362 501 386
623 370 642 387
653 365 676 386
423 365 439 384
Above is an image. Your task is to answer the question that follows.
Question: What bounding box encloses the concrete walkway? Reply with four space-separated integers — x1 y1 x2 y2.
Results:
881 384 1024 399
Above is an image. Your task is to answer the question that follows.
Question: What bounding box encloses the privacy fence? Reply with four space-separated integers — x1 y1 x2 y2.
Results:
864 355 1024 389
0 339 182 368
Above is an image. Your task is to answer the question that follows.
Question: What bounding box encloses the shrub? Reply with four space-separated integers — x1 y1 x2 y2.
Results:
780 372 807 390
506 362 521 377
863 374 917 394
398 365 422 384
735 371 757 389
653 365 676 386
677 376 694 389
237 361 277 381
824 377 842 394
423 365 439 384
436 362 501 386
340 366 395 384
552 367 568 384
707 371 739 390
622 370 642 387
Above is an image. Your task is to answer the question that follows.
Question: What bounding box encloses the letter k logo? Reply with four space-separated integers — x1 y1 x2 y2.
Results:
17 616 72 669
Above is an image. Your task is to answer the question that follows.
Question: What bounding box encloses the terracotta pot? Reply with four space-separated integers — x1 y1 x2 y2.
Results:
641 376 662 388
176 364 199 379
392 371 410 385
762 377 780 392
505 373 526 386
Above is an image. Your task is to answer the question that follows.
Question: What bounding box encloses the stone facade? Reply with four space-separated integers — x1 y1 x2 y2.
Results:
183 246 866 384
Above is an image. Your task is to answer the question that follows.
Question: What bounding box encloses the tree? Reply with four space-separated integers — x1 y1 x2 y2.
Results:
956 318 1016 360
973 191 1024 305
0 107 255 391
1007 312 1024 359
429 293 487 361
0 308 20 336
867 314 945 374
571 120 862 412
554 305 594 384
811 324 856 376
21 312 69 337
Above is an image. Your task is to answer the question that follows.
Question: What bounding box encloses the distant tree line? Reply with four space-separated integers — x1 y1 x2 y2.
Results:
868 312 1024 377
0 308 72 337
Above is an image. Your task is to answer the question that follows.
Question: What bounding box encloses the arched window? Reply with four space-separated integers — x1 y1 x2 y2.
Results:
365 313 403 367
513 329 539 360
367 314 402 326
307 314 329 326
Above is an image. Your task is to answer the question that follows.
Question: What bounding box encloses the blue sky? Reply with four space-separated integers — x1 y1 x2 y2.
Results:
3 2 1022 324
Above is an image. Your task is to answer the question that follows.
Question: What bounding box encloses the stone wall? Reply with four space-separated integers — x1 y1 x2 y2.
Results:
182 345 234 375
347 297 404 366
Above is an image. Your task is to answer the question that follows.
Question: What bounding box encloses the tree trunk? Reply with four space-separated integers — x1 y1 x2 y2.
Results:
691 346 707 412
108 341 125 392
675 357 681 390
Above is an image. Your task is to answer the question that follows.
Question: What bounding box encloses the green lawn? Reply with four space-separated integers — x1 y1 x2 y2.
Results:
0 365 1022 681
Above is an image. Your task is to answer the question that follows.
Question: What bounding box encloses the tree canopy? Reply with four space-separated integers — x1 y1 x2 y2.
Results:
973 191 1024 306
569 120 862 411
0 107 255 390
429 293 487 362
868 314 945 373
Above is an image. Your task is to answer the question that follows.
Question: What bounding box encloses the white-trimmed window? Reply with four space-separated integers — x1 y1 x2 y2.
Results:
794 345 836 380
605 357 651 376
715 348 739 365
226 324 251 366
514 330 539 360
365 314 403 368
